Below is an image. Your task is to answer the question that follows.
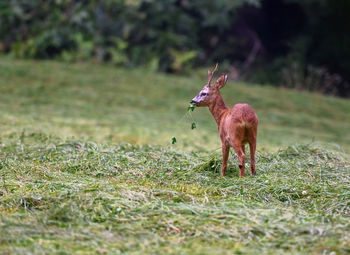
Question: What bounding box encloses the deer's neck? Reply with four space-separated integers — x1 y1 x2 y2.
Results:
208 93 228 126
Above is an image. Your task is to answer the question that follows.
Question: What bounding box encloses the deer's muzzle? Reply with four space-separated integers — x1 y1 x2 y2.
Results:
190 100 198 106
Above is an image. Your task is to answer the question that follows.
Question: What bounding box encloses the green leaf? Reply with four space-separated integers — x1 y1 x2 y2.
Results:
171 136 177 144
191 122 196 130
187 104 196 112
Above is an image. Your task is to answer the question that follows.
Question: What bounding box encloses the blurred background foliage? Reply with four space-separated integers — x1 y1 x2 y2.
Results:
0 0 349 97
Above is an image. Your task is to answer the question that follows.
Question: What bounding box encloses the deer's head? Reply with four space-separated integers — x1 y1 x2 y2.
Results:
190 64 228 107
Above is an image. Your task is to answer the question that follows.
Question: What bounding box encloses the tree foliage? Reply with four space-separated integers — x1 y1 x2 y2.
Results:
0 0 349 96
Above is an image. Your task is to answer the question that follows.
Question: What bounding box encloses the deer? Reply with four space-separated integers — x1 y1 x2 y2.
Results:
190 64 258 177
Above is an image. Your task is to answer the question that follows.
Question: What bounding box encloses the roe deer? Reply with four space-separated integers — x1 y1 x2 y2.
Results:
190 64 258 177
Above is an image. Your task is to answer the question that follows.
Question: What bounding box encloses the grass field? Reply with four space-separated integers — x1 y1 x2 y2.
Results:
0 58 349 254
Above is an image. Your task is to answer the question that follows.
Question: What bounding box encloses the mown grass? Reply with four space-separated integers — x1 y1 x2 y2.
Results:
1 132 349 254
0 58 350 254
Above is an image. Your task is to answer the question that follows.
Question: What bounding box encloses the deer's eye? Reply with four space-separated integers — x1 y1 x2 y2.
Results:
201 93 208 96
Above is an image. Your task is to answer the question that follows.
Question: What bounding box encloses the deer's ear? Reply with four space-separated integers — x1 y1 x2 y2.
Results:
215 74 228 89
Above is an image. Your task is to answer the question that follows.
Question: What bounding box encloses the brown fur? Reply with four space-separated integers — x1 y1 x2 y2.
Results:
191 69 258 177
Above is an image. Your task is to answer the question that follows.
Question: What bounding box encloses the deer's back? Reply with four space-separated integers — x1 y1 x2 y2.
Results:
230 103 258 126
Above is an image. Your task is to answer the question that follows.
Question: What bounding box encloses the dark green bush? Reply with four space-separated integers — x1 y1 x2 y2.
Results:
0 0 349 96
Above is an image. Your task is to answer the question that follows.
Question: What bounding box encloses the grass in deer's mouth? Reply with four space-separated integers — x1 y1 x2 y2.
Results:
187 104 198 132
170 104 197 144
187 103 196 112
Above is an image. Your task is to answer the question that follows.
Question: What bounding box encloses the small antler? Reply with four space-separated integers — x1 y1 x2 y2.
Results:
207 63 219 86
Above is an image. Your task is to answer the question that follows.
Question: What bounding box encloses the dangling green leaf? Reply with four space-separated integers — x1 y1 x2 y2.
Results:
191 122 196 129
171 136 177 144
187 104 196 112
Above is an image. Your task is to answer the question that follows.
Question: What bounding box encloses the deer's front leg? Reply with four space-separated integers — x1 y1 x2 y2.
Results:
221 144 230 176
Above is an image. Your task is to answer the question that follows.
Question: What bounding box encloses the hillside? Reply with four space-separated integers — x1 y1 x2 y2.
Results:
0 58 349 152
0 58 349 254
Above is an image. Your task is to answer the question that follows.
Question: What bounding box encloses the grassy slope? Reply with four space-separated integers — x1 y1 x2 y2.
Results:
0 58 349 152
0 58 349 254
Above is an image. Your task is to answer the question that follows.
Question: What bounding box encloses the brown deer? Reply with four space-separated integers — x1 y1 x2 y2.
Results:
190 64 258 177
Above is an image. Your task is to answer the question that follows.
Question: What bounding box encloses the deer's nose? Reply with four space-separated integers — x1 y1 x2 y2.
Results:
190 100 197 105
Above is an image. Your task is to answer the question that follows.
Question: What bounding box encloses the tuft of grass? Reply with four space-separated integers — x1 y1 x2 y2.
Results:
0 132 349 254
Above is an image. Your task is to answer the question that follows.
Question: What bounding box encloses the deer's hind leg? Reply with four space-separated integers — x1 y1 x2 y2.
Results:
247 126 257 175
221 143 230 176
249 141 256 175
